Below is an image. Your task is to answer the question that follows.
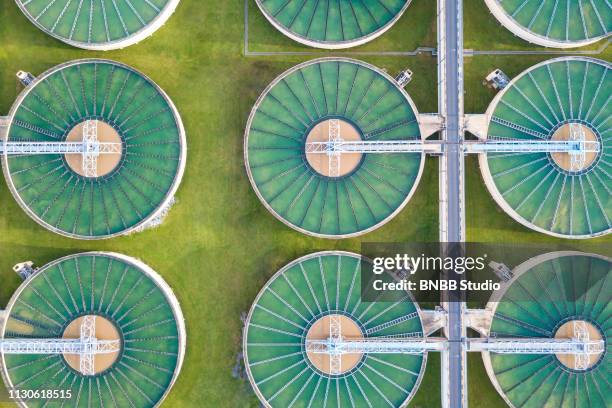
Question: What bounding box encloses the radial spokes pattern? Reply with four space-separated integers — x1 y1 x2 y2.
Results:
245 252 425 407
492 0 611 44
16 0 175 48
5 60 184 239
484 58 611 237
246 58 423 237
256 0 410 46
488 254 611 407
1 253 183 408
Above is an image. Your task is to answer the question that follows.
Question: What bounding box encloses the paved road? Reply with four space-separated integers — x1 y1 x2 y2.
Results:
443 0 463 243
439 0 466 406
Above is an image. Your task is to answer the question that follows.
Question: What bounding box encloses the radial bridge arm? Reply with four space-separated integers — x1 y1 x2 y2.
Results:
0 142 121 155
1 120 122 178
306 337 446 355
1 316 119 376
0 338 120 354
464 140 600 154
467 337 604 355
305 140 599 155
305 140 442 154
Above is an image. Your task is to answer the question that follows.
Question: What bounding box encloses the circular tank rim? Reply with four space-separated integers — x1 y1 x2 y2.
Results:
2 58 187 240
479 250 611 408
477 56 612 239
483 0 611 49
253 0 413 49
0 251 187 408
242 250 428 408
14 0 181 51
243 57 426 239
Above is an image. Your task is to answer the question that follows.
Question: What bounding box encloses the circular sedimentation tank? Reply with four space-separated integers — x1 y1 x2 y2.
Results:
482 251 610 407
3 59 186 239
245 58 425 238
14 0 180 50
244 251 427 407
479 57 611 238
484 0 612 48
0 252 186 408
255 0 412 49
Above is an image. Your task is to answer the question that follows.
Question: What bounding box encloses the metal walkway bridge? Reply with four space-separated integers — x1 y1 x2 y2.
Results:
305 318 603 375
0 316 120 376
0 119 121 178
0 142 121 155
305 137 599 178
305 139 599 153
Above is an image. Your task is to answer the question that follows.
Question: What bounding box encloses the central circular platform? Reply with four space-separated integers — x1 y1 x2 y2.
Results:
62 315 121 375
305 120 362 177
306 314 363 374
550 123 599 172
65 120 123 177
554 320 604 370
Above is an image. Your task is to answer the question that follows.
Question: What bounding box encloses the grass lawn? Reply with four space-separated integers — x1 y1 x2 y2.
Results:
467 354 506 406
0 1 440 407
0 1 609 407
